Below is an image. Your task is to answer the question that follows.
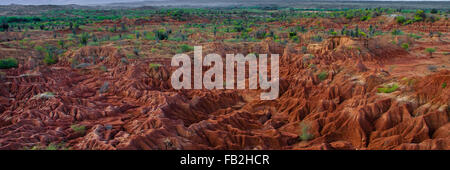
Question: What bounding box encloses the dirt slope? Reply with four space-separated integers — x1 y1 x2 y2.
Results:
0 36 449 150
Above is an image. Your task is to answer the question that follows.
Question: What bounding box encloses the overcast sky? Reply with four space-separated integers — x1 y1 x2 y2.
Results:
0 0 448 5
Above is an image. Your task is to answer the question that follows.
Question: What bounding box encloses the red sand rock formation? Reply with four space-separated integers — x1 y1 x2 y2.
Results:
0 36 448 150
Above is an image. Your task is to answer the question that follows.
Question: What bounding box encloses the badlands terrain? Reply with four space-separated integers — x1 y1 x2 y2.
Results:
0 6 449 150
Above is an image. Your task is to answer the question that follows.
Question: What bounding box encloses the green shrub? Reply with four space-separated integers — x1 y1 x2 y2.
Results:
149 63 161 69
45 143 59 150
405 19 414 25
391 29 403 36
408 33 422 39
360 15 371 21
358 31 367 37
111 35 121 41
396 16 406 24
401 43 409 50
430 9 438 14
154 29 169 41
377 84 399 93
44 52 58 65
329 31 337 36
125 34 134 40
414 10 425 22
0 57 18 69
290 35 299 43
87 41 99 46
178 44 194 53
288 32 297 39
70 124 86 134
425 48 436 53
442 82 447 89
317 71 328 81
299 122 313 141
27 143 69 150
80 32 89 46
58 39 65 49
425 48 436 57
144 32 156 40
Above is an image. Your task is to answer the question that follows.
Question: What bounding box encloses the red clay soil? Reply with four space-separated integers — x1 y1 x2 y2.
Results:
0 36 448 150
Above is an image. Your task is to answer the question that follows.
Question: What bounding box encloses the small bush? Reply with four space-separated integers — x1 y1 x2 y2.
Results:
396 16 406 24
178 44 194 53
149 63 161 69
425 48 436 57
290 35 299 43
41 45 59 65
80 32 89 46
378 84 399 93
360 15 371 21
317 71 328 81
28 143 69 150
329 31 337 36
43 53 58 65
45 143 59 150
288 32 297 39
154 29 169 41
391 29 403 36
401 43 409 50
408 33 422 39
58 40 65 49
87 41 99 46
430 9 438 14
299 122 313 141
70 124 86 134
442 82 447 89
0 57 18 69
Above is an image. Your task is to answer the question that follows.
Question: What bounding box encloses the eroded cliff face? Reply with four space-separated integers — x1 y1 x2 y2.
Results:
0 36 448 150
